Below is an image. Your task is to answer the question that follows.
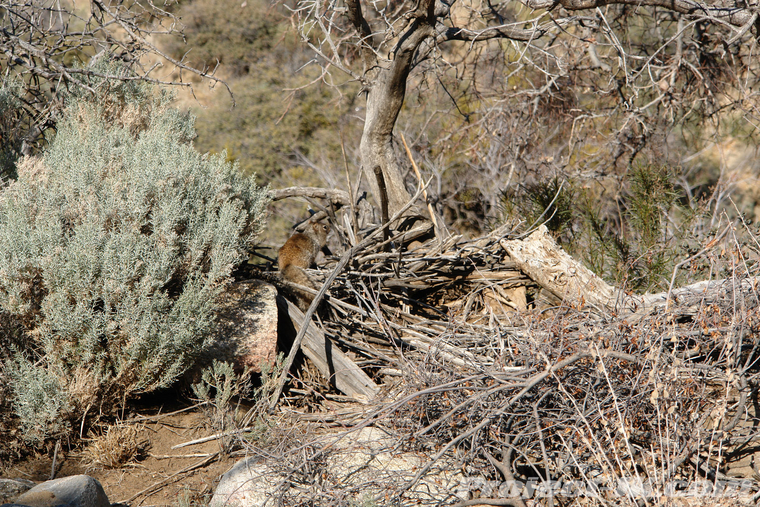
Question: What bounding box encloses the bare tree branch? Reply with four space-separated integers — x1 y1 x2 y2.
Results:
0 0 234 154
524 0 759 28
345 0 377 68
270 187 351 206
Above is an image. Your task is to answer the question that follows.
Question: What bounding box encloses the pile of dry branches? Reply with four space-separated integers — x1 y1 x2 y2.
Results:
255 201 760 505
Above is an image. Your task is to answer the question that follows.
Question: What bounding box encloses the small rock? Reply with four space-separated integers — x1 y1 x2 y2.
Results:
209 457 279 507
0 479 35 504
9 475 109 507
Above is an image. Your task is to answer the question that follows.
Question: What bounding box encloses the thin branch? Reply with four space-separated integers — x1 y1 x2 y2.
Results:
345 0 376 67
91 0 234 103
270 187 351 206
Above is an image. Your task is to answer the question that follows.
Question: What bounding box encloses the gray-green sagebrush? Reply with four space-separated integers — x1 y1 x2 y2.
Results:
0 69 269 443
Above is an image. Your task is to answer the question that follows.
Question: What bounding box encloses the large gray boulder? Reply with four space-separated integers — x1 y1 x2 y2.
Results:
204 279 280 374
6 475 109 507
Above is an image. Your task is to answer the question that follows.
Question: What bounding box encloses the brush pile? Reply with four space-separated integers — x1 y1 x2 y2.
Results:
260 210 760 505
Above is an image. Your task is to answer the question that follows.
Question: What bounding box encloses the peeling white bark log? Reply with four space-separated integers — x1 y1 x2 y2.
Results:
500 225 759 316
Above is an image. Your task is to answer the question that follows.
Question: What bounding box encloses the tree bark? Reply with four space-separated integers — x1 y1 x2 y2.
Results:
358 9 434 218
360 69 414 215
501 225 760 319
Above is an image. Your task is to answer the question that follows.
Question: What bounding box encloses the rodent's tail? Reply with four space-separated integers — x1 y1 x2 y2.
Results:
281 264 316 311
281 264 315 289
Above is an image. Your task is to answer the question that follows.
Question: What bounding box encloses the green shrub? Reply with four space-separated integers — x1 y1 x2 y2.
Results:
499 177 575 237
5 353 71 444
0 69 269 440
627 163 680 249
192 360 242 432
576 163 689 291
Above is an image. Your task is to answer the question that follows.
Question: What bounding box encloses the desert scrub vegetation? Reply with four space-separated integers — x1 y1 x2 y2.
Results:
160 0 363 245
496 160 751 294
163 0 361 183
0 68 269 443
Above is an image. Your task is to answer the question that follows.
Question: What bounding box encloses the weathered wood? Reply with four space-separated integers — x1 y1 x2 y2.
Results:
643 276 760 308
500 225 642 312
270 187 350 206
277 298 379 403
623 275 760 323
500 224 760 317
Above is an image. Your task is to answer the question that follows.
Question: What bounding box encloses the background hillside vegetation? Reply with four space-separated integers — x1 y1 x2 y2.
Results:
160 0 760 272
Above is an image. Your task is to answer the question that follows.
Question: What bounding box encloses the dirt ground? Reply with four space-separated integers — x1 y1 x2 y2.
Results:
1 402 242 507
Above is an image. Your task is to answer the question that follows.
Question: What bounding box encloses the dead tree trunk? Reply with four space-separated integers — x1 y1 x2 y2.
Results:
502 225 760 319
349 0 435 218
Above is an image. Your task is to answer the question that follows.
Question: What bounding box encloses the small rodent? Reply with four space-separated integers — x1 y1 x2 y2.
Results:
278 219 330 310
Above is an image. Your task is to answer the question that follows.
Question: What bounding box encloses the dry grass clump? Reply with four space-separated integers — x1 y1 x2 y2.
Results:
82 424 143 470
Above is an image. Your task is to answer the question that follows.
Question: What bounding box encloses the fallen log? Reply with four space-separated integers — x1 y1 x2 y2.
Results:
277 297 379 403
500 225 641 312
500 224 759 317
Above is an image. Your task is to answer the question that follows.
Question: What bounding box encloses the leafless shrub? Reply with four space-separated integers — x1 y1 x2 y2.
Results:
0 0 231 157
